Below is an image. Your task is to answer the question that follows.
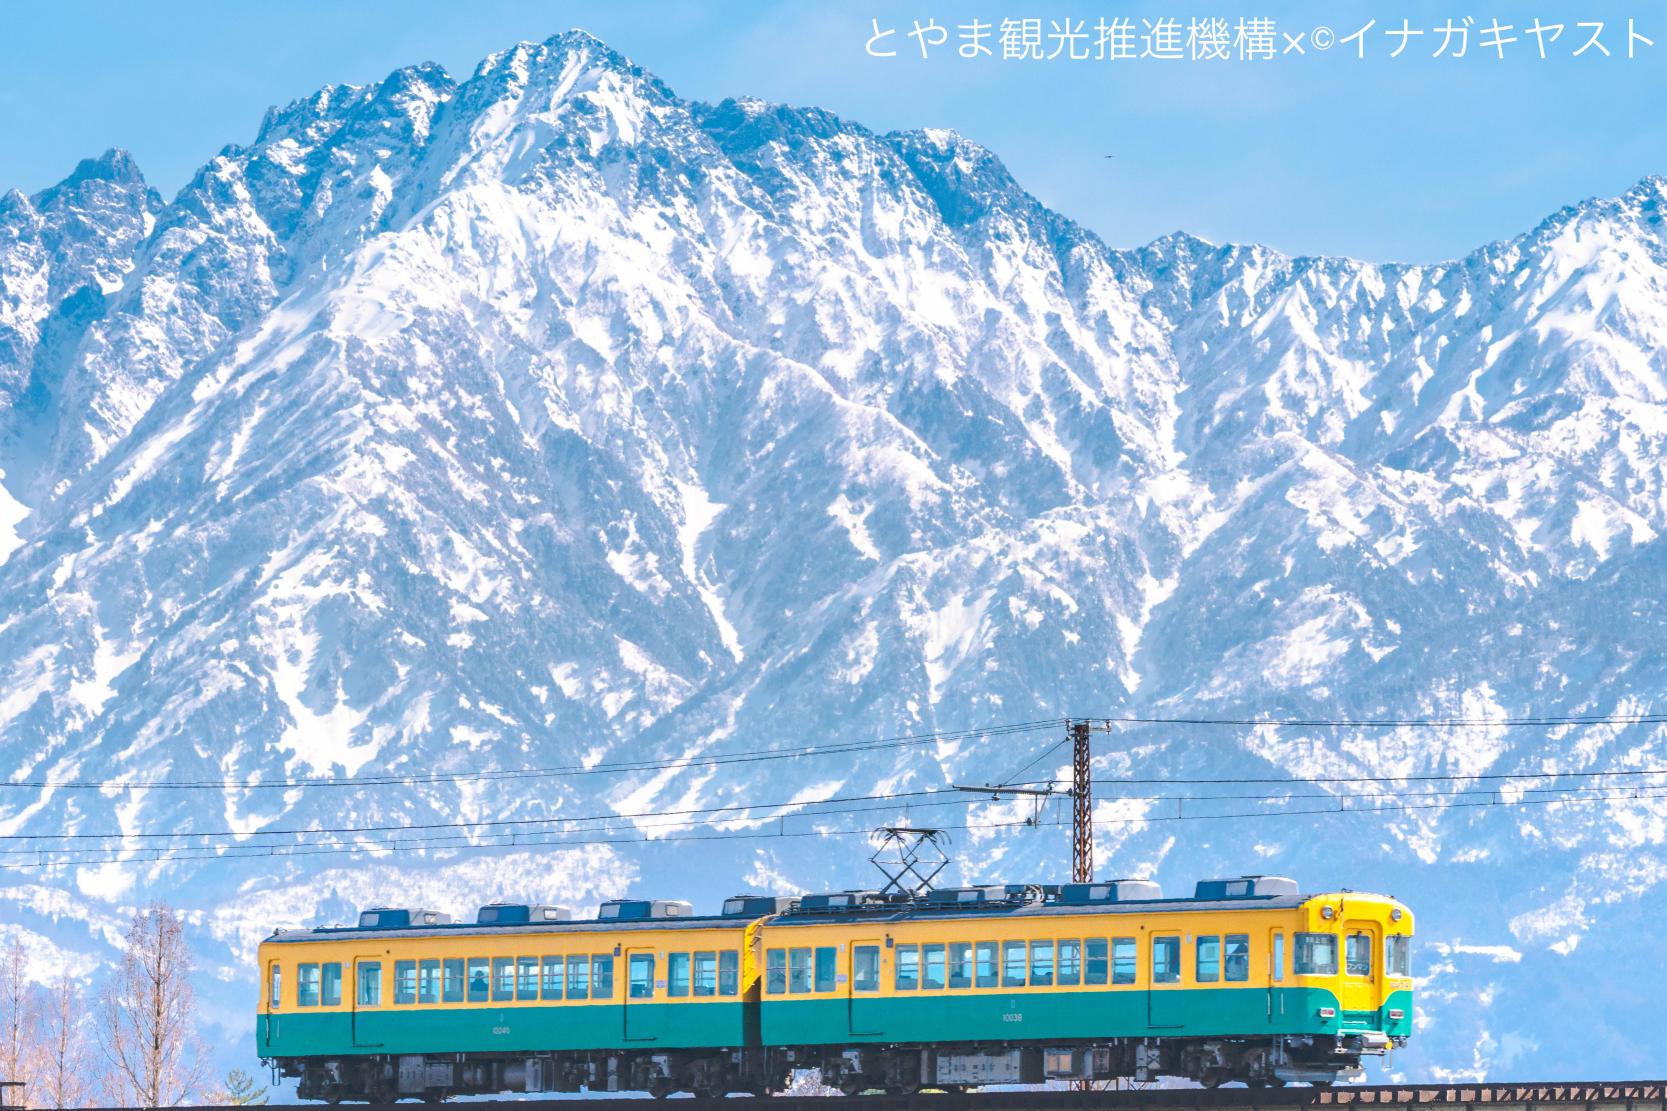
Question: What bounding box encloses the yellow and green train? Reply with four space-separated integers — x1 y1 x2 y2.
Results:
256 877 1413 1101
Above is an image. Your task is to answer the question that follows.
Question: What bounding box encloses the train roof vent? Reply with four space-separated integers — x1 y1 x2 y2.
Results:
796 890 882 912
1057 879 1162 905
597 899 694 921
357 907 455 929
1194 875 1299 901
922 886 1005 906
476 903 574 925
721 895 798 917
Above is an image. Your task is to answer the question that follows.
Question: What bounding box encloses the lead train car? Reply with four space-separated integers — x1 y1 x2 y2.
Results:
257 879 1414 1101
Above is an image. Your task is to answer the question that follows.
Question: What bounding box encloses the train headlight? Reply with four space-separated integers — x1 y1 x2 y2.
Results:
1390 908 1403 922
1320 905 1336 920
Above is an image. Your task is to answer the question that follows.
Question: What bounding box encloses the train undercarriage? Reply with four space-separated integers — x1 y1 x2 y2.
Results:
278 1032 1399 1102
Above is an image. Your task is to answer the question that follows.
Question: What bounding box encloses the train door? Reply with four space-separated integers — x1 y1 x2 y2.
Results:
1146 933 1184 1029
262 959 279 1049
624 948 658 1042
1267 929 1285 1024
351 956 384 1048
848 940 883 1036
1342 920 1380 1014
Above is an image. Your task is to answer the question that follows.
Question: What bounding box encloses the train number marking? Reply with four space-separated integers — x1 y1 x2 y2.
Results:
1002 1013 1023 1023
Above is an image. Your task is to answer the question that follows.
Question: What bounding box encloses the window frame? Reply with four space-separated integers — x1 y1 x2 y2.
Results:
765 948 787 996
669 952 692 998
814 947 838 993
894 944 919 991
975 941 999 988
357 961 382 1008
1195 935 1221 983
491 957 514 1002
1057 938 1082 986
1294 932 1339 976
630 953 656 999
948 942 973 989
466 958 490 1003
419 958 442 1005
788 948 813 995
541 955 564 1001
1111 937 1136 985
1001 940 1026 988
851 946 880 993
1345 932 1373 977
592 955 614 999
321 962 343 1008
718 950 739 996
296 963 320 1008
1029 939 1055 987
693 951 717 997
1151 936 1181 985
1386 934 1412 978
1224 934 1250 982
517 956 539 1001
566 954 590 1000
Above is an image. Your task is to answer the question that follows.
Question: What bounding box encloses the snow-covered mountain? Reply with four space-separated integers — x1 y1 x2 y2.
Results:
2 29 1665 1082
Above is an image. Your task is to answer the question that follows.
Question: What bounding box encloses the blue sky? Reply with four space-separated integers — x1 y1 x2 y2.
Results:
2 0 1662 263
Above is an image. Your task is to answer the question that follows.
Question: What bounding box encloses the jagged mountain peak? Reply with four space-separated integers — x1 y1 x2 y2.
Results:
0 28 1665 1079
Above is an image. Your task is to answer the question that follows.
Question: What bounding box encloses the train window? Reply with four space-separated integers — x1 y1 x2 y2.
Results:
269 964 281 1009
517 957 539 1001
419 959 442 1004
894 945 919 991
670 952 692 997
765 949 786 995
852 946 880 993
593 955 614 999
815 947 838 993
975 941 999 988
491 958 513 1002
630 953 656 999
1087 938 1110 986
441 959 463 1003
1152 937 1180 984
719 950 740 996
948 943 973 989
693 952 717 997
542 956 563 1001
357 962 382 1007
1294 933 1338 976
789 948 814 994
1057 939 1081 986
567 955 590 1000
394 961 417 1006
1272 933 1284 982
322 962 343 1007
1029 940 1054 987
1386 935 1411 978
1001 941 1026 988
296 964 320 1008
1225 935 1250 982
1195 936 1221 983
1111 938 1136 985
1345 933 1372 977
467 958 489 1003
922 944 945 990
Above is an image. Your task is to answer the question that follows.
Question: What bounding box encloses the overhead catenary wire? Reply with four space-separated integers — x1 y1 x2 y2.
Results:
8 783 1667 873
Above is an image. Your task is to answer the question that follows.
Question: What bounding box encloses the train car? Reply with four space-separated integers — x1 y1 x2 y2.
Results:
755 877 1413 1091
257 898 781 1102
256 877 1413 1100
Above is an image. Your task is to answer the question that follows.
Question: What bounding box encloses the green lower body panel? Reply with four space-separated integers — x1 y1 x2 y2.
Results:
762 986 1362 1046
259 1001 746 1058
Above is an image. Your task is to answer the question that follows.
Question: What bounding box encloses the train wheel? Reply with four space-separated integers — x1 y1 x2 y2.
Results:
649 1076 675 1100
